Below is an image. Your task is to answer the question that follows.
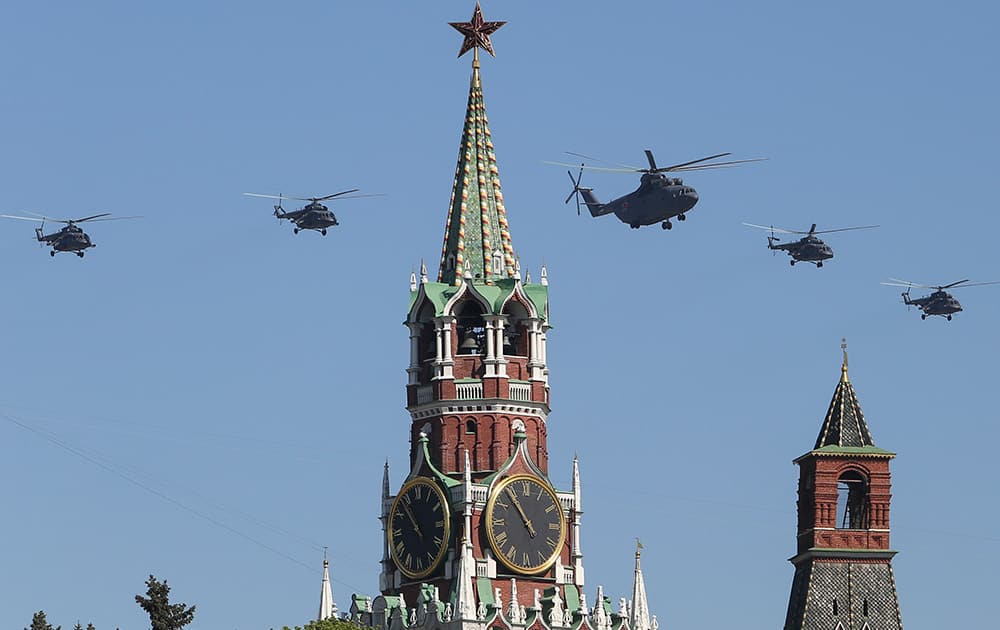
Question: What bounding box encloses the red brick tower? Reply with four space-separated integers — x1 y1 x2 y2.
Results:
368 6 601 629
783 343 903 629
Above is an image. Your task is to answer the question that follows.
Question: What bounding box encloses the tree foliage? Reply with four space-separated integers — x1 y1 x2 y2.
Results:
279 617 360 630
135 575 196 630
26 610 60 630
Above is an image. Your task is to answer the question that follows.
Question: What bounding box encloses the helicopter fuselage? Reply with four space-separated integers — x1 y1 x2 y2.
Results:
770 236 834 264
581 173 699 229
37 224 94 254
275 202 339 233
904 290 962 319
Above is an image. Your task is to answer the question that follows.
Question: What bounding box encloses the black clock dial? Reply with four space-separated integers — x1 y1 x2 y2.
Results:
388 477 451 579
485 474 566 574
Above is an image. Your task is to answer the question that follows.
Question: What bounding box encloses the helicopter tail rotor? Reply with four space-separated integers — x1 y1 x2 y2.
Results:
564 165 587 216
273 193 285 221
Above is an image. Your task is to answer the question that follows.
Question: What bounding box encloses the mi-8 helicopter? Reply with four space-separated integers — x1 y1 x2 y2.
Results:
743 223 879 267
880 278 1000 320
242 190 379 235
0 212 137 257
546 149 764 230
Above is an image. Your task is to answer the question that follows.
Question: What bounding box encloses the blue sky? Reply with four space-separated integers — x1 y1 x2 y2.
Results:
1 2 998 628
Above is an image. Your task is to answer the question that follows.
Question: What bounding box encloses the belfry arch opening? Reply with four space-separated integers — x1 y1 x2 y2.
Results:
456 300 486 355
502 300 529 356
837 470 869 529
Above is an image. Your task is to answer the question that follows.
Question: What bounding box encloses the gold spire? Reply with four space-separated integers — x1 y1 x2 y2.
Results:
841 337 849 382
635 538 644 559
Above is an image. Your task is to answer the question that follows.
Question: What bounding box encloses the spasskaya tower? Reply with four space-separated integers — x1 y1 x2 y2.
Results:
344 5 658 630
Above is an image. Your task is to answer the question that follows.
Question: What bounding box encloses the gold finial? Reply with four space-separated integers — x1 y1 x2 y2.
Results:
841 337 849 382
635 538 644 559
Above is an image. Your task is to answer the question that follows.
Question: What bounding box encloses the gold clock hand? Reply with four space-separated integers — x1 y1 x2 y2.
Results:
403 502 424 540
506 488 537 538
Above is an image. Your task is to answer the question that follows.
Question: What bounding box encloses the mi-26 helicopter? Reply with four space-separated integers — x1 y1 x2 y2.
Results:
546 149 765 230
880 278 1000 320
743 223 879 267
0 212 138 257
242 190 379 235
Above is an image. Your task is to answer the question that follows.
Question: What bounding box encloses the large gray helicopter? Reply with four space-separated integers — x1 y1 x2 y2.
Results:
881 278 1000 320
743 223 879 267
0 212 137 257
243 190 379 235
547 150 764 230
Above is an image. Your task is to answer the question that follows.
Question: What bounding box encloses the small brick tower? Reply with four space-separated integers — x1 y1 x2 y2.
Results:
783 342 903 629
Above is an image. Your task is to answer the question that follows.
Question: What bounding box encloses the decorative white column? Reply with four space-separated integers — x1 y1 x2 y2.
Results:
571 455 585 587
407 323 422 385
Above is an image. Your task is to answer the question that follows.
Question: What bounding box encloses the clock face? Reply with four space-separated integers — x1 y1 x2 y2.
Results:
485 474 567 575
388 477 451 579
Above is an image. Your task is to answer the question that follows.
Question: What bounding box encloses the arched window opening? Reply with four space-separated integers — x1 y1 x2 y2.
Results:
837 470 869 529
502 300 529 356
863 598 869 617
832 600 839 616
456 301 486 355
416 303 437 364
492 250 504 276
466 419 477 435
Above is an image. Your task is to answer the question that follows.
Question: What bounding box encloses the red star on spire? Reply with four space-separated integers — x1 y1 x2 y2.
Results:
449 2 506 58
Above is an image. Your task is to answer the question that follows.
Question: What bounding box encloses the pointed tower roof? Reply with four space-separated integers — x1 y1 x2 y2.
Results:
437 15 515 286
630 541 652 630
318 551 337 621
813 339 877 450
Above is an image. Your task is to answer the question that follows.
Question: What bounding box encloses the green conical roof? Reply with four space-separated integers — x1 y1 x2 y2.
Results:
437 55 516 286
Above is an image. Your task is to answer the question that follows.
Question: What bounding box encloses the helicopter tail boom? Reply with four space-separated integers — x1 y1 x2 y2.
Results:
579 189 613 217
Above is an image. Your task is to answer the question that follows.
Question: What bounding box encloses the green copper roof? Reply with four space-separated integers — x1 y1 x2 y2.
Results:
409 279 549 322
437 57 516 286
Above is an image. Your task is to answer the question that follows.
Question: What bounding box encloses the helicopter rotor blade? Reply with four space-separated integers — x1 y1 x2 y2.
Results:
656 152 730 173
644 150 658 171
940 279 971 289
72 213 113 223
0 214 51 223
947 280 1000 289
670 157 769 172
243 192 288 200
565 152 642 171
883 278 932 289
543 160 638 173
742 222 800 235
314 189 362 202
811 225 880 235
80 215 143 222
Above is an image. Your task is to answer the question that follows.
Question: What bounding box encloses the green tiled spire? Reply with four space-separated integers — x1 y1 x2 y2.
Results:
437 53 516 286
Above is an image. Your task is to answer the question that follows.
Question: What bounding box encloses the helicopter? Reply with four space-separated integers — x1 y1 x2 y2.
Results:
743 223 879 267
546 149 765 230
0 212 137 257
880 278 1000 320
242 190 378 235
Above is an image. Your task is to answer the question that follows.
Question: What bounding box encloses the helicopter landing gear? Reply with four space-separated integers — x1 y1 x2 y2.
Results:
76 251 84 258
921 314 927 320
50 250 56 257
321 229 327 236
790 259 796 266
816 261 823 268
677 213 686 221
293 228 300 234
661 220 672 230
630 223 640 229
947 315 953 321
